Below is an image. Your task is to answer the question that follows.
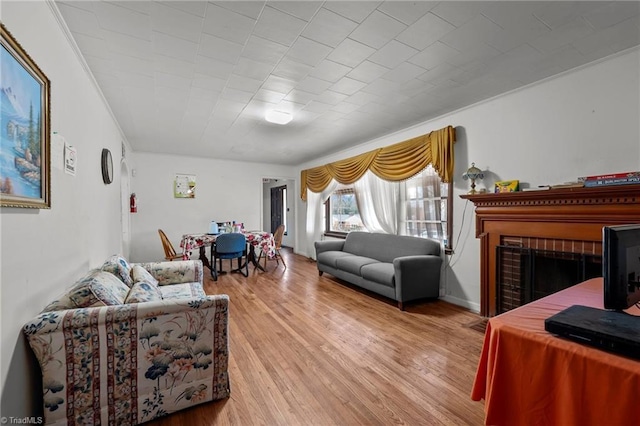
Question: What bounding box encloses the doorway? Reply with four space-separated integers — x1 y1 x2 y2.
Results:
262 178 294 249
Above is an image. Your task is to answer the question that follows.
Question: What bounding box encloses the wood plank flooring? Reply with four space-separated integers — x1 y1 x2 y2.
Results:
148 248 486 425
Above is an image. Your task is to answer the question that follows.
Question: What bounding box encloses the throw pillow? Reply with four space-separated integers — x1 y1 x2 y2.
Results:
68 269 131 308
125 281 163 304
101 254 134 288
131 265 159 287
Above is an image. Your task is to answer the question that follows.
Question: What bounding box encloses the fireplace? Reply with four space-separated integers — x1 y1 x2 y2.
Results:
496 244 601 313
461 186 640 316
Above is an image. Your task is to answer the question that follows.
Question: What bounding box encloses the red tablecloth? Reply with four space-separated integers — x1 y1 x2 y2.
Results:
471 278 640 426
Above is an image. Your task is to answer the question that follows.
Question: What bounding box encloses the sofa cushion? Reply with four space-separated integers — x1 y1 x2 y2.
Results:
159 282 206 299
361 262 396 287
343 232 440 263
335 255 379 276
67 269 131 308
101 254 134 287
317 251 353 269
125 281 163 304
40 293 75 313
131 265 159 287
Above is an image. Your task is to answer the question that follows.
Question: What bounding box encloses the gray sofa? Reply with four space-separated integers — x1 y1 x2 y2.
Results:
315 232 442 310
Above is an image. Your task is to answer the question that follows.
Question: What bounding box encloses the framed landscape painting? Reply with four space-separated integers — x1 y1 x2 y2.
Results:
0 23 50 208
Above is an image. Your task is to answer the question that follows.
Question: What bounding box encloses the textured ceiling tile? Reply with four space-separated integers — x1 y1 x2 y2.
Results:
368 40 418 69
396 12 455 51
269 1 323 21
330 77 367 96
296 75 333 95
381 62 427 84
234 57 275 81
93 1 151 40
192 73 226 92
198 33 243 64
349 10 407 49
227 74 263 93
153 31 198 63
163 1 208 17
242 35 289 66
153 55 195 78
57 3 103 38
254 88 287 103
154 71 192 90
323 1 380 24
152 2 203 43
273 58 314 82
202 3 256 45
529 18 595 54
439 15 502 52
194 55 235 79
429 2 484 27
262 75 298 93
582 2 640 30
302 7 359 48
212 1 265 20
326 38 376 67
408 41 460 70
314 90 348 106
347 60 390 84
377 1 438 26
308 60 352 83
284 89 317 105
253 5 307 46
285 37 333 67
220 87 254 104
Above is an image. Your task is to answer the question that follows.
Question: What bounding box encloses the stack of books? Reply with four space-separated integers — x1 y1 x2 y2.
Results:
577 171 640 188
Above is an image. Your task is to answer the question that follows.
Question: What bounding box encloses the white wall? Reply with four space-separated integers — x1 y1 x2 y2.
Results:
295 47 640 313
262 178 295 247
0 1 130 417
129 152 294 263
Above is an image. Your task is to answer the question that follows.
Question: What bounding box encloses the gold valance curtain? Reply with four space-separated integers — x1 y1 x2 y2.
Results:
300 125 456 200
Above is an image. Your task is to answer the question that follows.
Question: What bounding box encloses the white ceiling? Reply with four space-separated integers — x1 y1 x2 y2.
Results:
55 1 640 165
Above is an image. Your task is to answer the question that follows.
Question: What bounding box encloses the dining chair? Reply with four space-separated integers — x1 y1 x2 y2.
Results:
158 229 183 261
211 233 248 281
258 224 286 270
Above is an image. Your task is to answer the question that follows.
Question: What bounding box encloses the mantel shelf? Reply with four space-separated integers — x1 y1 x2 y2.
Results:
460 185 640 207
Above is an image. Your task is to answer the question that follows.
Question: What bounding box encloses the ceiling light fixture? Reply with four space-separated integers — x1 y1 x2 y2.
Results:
265 110 292 125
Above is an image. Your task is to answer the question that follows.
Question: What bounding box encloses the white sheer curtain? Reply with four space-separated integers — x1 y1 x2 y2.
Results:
305 179 338 260
353 170 400 234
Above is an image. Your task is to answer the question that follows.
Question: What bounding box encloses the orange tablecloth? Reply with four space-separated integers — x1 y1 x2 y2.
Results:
471 278 640 426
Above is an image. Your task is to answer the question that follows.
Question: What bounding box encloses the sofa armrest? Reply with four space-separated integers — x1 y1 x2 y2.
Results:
315 240 345 255
23 294 230 424
133 259 203 285
393 255 442 301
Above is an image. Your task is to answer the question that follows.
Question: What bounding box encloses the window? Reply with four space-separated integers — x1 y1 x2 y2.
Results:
324 186 365 237
323 165 452 250
400 165 452 249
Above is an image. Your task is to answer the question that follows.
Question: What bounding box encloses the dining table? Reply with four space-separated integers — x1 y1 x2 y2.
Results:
180 230 276 272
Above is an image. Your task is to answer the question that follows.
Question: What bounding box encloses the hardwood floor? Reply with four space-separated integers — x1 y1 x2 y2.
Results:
149 248 486 425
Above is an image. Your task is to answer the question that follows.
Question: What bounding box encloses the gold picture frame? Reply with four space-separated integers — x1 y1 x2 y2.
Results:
0 23 51 208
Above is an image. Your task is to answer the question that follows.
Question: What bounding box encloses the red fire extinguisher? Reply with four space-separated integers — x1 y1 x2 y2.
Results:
130 193 137 213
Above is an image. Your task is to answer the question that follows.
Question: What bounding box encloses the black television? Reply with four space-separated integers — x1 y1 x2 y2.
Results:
603 224 640 310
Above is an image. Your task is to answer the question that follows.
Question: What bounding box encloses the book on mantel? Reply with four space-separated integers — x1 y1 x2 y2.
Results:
583 176 640 188
577 171 640 182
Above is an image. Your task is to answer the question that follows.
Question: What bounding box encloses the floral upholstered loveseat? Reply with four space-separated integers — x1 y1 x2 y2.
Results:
23 255 230 425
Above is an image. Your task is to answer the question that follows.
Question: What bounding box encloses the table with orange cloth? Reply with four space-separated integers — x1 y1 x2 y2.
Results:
471 278 640 426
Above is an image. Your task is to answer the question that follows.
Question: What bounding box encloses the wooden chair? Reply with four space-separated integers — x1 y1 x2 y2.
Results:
258 224 287 269
158 229 183 261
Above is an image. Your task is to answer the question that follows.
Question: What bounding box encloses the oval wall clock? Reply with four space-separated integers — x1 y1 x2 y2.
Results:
101 148 113 184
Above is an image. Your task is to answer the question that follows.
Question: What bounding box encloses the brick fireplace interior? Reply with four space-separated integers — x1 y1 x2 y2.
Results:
461 186 640 317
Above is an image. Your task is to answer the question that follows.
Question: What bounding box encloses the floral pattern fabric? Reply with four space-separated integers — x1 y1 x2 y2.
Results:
68 269 131 308
159 282 206 299
125 281 163 304
23 258 230 425
131 265 159 287
135 260 203 286
181 231 276 260
101 254 134 287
